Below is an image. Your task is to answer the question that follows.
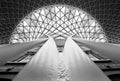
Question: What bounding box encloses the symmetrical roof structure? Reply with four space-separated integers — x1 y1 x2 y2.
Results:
0 0 120 44
10 5 107 43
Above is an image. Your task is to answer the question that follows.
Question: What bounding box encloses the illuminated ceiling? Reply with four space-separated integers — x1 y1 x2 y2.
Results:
10 5 107 43
0 0 120 44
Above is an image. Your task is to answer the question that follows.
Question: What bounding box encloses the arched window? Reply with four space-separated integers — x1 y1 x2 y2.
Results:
10 5 107 43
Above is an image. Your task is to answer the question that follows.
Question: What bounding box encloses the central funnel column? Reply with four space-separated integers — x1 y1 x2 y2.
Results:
63 37 111 81
13 37 60 81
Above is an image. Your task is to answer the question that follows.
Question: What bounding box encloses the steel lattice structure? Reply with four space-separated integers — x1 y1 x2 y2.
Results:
10 5 107 43
0 0 120 44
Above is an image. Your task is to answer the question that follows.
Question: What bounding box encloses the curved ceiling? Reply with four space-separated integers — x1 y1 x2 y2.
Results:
0 0 120 44
10 5 107 43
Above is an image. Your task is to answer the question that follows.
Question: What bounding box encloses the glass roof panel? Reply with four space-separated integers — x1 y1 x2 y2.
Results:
10 5 107 43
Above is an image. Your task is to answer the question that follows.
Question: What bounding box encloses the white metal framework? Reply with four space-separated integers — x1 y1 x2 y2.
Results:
10 5 107 43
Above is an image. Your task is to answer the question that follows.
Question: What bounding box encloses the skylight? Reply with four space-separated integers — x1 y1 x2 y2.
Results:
10 5 107 43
